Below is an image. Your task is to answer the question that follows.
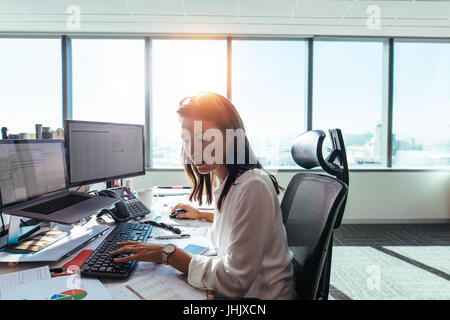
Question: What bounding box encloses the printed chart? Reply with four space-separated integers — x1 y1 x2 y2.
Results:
50 289 88 300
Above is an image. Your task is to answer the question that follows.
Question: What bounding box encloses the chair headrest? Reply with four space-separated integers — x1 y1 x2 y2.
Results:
291 130 327 169
291 129 349 181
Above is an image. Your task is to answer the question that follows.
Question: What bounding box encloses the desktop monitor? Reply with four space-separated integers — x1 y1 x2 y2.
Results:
64 120 145 187
0 140 68 210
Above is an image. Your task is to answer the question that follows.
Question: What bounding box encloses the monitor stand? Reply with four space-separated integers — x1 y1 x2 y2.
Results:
0 214 41 248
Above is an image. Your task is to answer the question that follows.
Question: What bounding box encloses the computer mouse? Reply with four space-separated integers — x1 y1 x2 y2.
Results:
170 208 186 219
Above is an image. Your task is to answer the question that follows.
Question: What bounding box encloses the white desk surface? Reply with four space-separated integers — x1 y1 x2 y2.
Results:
0 193 214 300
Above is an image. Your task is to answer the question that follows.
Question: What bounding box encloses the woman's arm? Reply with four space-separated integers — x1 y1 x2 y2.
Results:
197 211 214 222
111 180 273 298
110 241 193 274
171 203 214 222
187 179 275 298
167 247 193 274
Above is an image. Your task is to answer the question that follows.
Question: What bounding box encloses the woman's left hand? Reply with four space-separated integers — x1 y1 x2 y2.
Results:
110 241 163 263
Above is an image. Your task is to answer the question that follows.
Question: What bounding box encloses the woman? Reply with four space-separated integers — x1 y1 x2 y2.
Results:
111 92 294 299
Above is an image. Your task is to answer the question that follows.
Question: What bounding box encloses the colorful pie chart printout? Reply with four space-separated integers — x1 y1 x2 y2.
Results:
50 289 88 300
0 276 111 300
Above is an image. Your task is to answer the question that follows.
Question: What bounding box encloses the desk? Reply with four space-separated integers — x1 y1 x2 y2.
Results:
0 192 213 300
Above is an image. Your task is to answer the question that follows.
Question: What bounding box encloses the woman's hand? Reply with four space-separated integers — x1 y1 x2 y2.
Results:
171 203 201 219
111 241 193 274
110 241 163 263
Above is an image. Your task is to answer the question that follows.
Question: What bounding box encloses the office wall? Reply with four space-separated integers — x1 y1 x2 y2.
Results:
133 170 450 223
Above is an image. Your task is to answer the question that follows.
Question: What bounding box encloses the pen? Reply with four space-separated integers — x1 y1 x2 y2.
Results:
49 267 69 274
49 267 76 277
153 234 190 240
157 186 191 189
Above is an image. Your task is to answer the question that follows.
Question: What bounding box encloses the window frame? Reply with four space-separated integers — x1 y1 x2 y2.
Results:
0 35 64 132
390 38 450 169
69 36 147 125
230 37 309 169
0 34 448 172
148 36 229 169
312 37 387 168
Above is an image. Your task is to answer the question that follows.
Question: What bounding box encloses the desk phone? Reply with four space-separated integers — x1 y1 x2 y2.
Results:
96 187 151 222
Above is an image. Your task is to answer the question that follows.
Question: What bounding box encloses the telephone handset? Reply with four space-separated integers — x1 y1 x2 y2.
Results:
97 187 150 222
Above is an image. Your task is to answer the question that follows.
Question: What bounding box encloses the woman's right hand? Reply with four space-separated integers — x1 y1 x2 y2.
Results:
170 203 201 220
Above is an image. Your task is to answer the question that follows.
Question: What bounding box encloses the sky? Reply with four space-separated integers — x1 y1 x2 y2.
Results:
0 38 62 134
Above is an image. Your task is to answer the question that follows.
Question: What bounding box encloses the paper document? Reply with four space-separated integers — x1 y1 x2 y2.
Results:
154 188 191 196
0 266 51 290
1 275 112 300
104 264 206 300
110 274 181 300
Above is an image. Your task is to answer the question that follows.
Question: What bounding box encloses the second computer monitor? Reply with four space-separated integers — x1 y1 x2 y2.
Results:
65 120 145 186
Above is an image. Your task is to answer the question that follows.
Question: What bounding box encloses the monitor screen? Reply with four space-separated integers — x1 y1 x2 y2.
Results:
0 140 68 209
65 120 145 186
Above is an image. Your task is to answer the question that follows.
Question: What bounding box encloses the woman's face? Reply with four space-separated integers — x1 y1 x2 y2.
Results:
181 117 225 175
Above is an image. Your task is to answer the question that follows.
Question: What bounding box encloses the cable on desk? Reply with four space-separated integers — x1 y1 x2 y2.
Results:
0 213 5 236
143 220 182 234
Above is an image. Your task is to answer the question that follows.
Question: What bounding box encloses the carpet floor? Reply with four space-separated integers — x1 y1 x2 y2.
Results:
327 224 450 300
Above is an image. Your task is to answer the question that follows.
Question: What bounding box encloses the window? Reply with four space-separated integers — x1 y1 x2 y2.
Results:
313 40 384 167
2 36 447 171
0 38 62 135
392 42 450 168
232 40 307 168
72 39 145 125
151 39 227 168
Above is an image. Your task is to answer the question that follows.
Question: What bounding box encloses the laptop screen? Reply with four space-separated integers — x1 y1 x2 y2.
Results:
0 140 68 209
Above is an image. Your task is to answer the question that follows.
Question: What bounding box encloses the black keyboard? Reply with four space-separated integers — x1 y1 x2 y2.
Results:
21 194 91 215
80 222 152 279
125 199 151 218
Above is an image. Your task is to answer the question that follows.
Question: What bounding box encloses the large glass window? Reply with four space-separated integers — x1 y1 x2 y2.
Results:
151 39 227 168
232 40 307 168
393 42 450 168
2 36 447 171
72 39 145 125
313 40 384 167
0 38 62 135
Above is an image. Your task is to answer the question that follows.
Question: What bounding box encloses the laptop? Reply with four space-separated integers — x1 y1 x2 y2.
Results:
0 140 118 224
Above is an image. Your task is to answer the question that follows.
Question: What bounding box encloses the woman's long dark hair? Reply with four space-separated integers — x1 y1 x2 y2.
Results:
177 92 284 211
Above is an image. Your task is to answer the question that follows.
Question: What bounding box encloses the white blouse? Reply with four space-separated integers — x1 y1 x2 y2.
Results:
187 168 295 299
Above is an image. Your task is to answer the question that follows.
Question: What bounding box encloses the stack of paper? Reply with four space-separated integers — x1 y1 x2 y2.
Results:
0 266 112 300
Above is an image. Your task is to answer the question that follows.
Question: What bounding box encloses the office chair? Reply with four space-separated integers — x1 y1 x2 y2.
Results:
281 129 349 300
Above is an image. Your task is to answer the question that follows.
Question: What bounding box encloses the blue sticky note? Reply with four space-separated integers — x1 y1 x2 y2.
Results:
183 244 208 255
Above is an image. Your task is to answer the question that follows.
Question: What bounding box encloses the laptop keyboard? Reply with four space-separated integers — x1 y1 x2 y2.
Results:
21 194 91 215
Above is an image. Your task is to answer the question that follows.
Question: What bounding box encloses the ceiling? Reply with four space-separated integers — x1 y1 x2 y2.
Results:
0 0 449 37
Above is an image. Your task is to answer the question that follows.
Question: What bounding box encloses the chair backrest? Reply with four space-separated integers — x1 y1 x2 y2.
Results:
281 173 348 300
290 129 349 229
